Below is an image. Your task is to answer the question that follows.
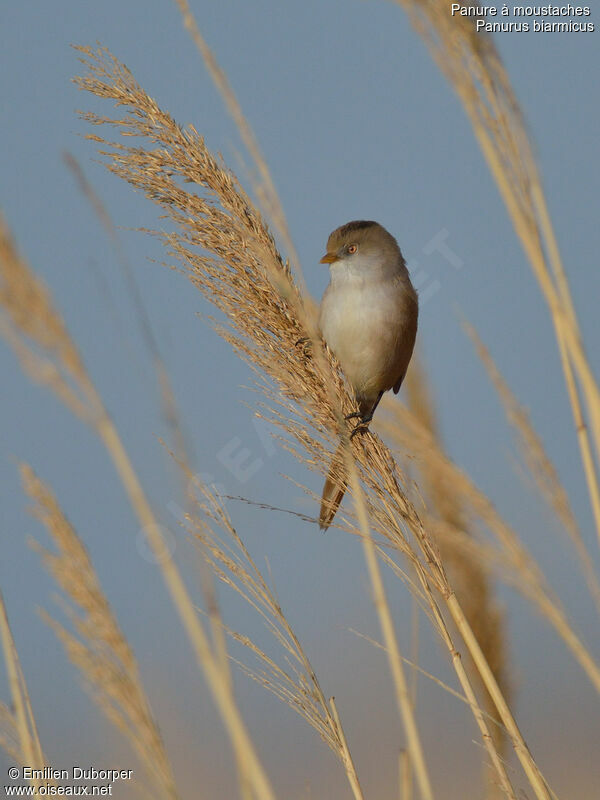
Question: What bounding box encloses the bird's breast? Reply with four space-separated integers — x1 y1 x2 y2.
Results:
319 275 417 401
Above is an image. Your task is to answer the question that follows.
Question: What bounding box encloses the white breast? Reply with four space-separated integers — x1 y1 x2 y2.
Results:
319 264 416 404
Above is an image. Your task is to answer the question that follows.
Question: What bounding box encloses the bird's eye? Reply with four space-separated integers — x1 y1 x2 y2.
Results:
347 244 358 255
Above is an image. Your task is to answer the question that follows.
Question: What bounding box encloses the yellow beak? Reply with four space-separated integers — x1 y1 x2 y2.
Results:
320 252 338 264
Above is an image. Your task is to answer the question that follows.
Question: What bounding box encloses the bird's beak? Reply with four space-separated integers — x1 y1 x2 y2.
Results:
320 252 338 264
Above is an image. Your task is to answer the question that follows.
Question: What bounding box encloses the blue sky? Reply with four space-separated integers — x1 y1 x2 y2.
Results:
1 2 599 798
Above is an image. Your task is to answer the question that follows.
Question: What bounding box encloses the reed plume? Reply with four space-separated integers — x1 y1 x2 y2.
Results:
22 464 179 800
181 468 364 800
393 0 600 549
0 2 595 795
0 214 100 422
0 189 275 800
465 322 600 615
378 393 600 698
0 592 47 790
402 358 511 757
73 44 553 799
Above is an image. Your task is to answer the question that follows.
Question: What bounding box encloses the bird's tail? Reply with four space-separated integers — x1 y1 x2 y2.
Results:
319 443 348 530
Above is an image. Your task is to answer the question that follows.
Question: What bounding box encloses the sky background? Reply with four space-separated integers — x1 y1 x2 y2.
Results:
1 2 599 798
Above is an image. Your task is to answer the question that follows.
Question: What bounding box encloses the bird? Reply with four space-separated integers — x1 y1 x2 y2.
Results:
318 220 418 529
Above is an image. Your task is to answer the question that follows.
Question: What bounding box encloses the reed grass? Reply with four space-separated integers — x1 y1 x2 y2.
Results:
0 5 596 798
172 0 301 276
0 701 21 766
180 466 365 800
21 464 179 799
464 322 600 616
72 41 438 797
0 593 46 791
378 396 600 697
72 44 543 798
167 8 523 792
0 203 275 800
393 0 600 550
403 358 511 758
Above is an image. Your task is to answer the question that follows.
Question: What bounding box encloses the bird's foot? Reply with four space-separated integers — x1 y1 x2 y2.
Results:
295 336 313 358
349 421 371 440
346 391 381 437
348 412 373 439
344 411 362 421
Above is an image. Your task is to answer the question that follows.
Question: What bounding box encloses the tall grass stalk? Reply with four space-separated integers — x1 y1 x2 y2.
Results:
172 0 301 276
346 447 434 800
71 45 552 797
379 401 600 697
0 593 46 791
171 5 438 789
403 359 510 758
464 322 600 616
168 9 520 792
0 6 596 798
180 466 366 799
393 0 600 549
0 216 275 800
22 464 179 800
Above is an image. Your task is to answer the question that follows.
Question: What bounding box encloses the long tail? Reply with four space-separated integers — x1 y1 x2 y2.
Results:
319 443 348 530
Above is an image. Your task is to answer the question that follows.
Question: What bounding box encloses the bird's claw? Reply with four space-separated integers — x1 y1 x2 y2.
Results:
344 411 362 421
349 421 370 440
295 336 313 358
345 406 373 437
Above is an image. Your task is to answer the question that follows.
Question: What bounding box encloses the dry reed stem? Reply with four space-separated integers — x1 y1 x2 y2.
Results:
360 469 435 797
0 592 46 790
0 220 275 800
404 359 510 758
73 45 551 796
399 749 412 800
439 516 600 697
361 536 515 797
351 618 516 800
329 697 364 800
0 215 100 423
379 402 600 697
444 594 551 799
180 470 365 800
172 0 301 277
365 546 515 798
465 322 600 614
345 451 435 800
343 444 517 798
393 1 600 551
95 415 276 800
63 151 188 463
349 624 483 708
73 42 436 793
0 702 21 765
414 570 516 800
21 464 178 800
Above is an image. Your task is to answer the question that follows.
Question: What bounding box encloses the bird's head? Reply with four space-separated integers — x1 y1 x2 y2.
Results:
320 220 403 278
